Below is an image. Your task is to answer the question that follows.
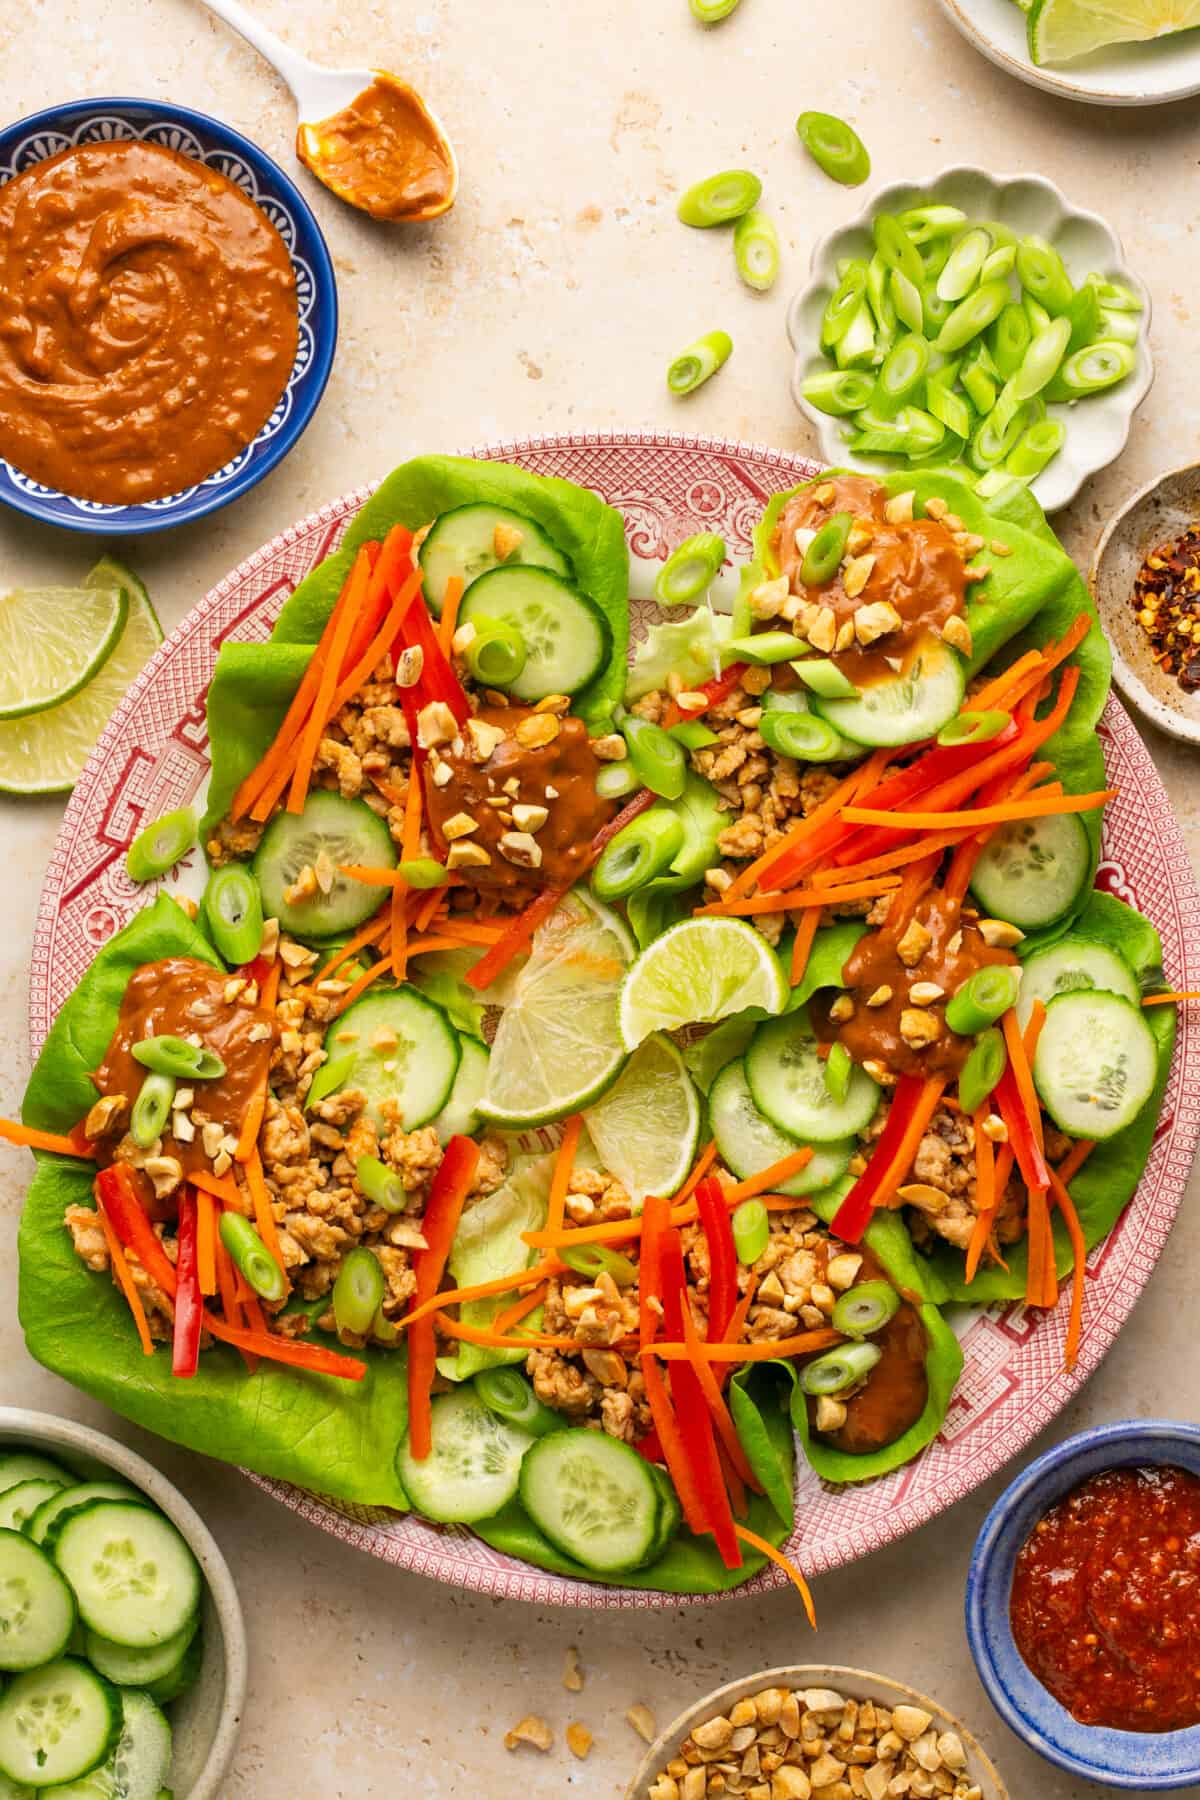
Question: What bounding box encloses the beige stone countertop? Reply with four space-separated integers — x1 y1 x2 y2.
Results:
2 0 1199 1793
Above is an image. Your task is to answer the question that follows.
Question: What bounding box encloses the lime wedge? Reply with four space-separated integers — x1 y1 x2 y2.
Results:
1029 0 1200 62
583 1034 701 1204
0 561 162 795
0 583 127 721
618 916 788 1051
479 889 634 1129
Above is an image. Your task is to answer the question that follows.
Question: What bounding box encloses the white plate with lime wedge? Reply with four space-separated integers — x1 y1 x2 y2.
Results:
934 0 1200 103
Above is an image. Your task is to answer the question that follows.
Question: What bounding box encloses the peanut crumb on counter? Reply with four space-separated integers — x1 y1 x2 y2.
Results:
563 1646 584 1692
503 1714 554 1753
627 1702 658 1743
566 1721 593 1759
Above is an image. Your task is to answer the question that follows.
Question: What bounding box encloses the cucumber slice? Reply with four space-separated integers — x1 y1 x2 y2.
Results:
84 1617 198 1689
49 1689 173 1800
1016 940 1139 1034
252 791 397 941
810 635 965 747
0 1660 121 1787
1033 990 1158 1141
0 1480 66 1534
969 810 1090 931
323 986 460 1132
745 1012 881 1143
0 1530 76 1671
419 504 572 617
709 1060 855 1196
396 1387 533 1524
458 567 611 701
0 1453 73 1496
26 1484 140 1549
0 1770 33 1798
142 1630 202 1707
52 1504 201 1651
518 1430 661 1574
431 1035 489 1142
644 1465 683 1565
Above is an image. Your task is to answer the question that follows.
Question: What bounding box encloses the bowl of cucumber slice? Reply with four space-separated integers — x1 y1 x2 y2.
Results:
0 1408 246 1800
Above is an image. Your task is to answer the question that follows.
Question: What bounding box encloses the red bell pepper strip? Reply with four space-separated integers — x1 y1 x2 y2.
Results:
407 1135 480 1459
831 1073 927 1242
695 1176 738 1343
172 1191 204 1379
396 592 470 725
827 720 1022 870
634 1429 665 1466
658 1227 741 1569
675 662 749 721
638 1196 710 1538
994 1064 1050 1195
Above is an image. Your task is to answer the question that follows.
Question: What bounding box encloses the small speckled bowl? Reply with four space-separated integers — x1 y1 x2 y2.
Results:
626 1665 1009 1799
0 1407 247 1800
966 1420 1200 1789
1089 460 1200 746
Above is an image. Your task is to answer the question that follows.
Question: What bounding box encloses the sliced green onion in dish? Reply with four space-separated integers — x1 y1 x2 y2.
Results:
831 1280 900 1338
733 210 781 292
669 719 720 750
801 369 875 418
850 405 946 459
560 1242 639 1286
981 244 1016 283
132 1034 226 1081
474 1367 563 1436
1006 419 1067 479
958 1026 1008 1114
1010 316 1072 402
961 356 997 416
355 1153 410 1214
889 268 925 335
936 227 992 303
800 1341 882 1396
219 1211 286 1302
1023 293 1052 337
1086 273 1142 313
945 965 1023 1036
732 1198 769 1266
130 1071 175 1149
654 533 726 605
989 303 1032 381
395 856 450 889
759 709 845 764
821 265 870 349
332 1246 386 1336
676 169 762 228
824 1040 853 1104
936 709 1011 748
897 205 967 244
592 808 686 901
1049 340 1136 399
203 863 264 967
872 334 931 417
1063 282 1102 352
619 715 687 799
872 213 924 288
463 618 527 688
796 111 870 186
799 512 853 587
866 254 897 337
667 330 733 396
925 378 972 440
970 406 1028 472
935 279 1010 356
1015 235 1075 315
595 761 641 801
125 807 196 883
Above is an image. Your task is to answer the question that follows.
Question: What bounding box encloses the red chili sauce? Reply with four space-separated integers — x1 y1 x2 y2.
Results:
1010 1464 1200 1733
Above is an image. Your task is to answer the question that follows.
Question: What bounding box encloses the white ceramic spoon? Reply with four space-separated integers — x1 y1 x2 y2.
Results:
197 0 458 220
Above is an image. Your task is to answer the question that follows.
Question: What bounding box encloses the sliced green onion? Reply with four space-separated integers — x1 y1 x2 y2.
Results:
831 1280 900 1337
132 1035 226 1081
396 857 450 889
1098 306 1139 347
921 284 953 335
1050 340 1136 399
796 112 870 186
759 710 844 763
126 808 197 883
926 379 971 440
989 304 1032 381
355 1153 410 1214
130 1072 175 1149
800 1341 882 1396
945 964 1022 1036
935 279 1010 355
1015 235 1074 315
936 709 1011 748
824 1041 853 1104
889 268 925 335
919 236 954 283
464 619 527 688
474 1367 563 1435
821 265 870 349
799 512 853 587
974 471 1029 508
1085 274 1142 313
733 210 781 292
372 1308 400 1345
936 228 991 303
835 302 877 370
677 169 762 228
790 659 858 700
1011 316 1072 402
980 244 1016 283
689 0 742 18
595 761 641 801
961 356 997 416
305 1049 357 1112
669 720 720 749
969 406 1027 472
872 213 924 288
219 1212 286 1303
560 1243 639 1287
724 632 806 666
668 330 733 396
1063 282 1102 353
332 1247 386 1337
897 205 966 244
1006 419 1067 480
871 334 930 418
801 368 876 418
732 1198 769 1266
203 863 263 968
958 1026 1007 1114
591 808 685 901
851 406 945 458
655 533 725 605
1023 293 1051 336
619 715 687 799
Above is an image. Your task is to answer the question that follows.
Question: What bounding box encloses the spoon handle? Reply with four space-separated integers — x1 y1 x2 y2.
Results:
197 0 318 99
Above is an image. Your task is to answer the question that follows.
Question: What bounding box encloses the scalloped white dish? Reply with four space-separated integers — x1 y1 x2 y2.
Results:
787 167 1154 513
933 0 1200 105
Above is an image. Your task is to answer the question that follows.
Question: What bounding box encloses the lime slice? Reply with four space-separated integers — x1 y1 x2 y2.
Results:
618 916 788 1051
0 583 127 721
479 889 634 1129
0 561 162 795
583 1034 701 1204
1029 0 1200 62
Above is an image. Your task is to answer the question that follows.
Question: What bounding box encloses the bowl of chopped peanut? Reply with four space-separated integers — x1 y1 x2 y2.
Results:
626 1666 1008 1800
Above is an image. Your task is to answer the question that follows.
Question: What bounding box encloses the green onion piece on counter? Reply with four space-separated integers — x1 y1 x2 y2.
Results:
871 334 931 418
961 356 997 417
676 169 762 228
935 279 1010 355
872 212 924 288
591 808 685 901
821 265 870 349
936 709 1011 748
219 1212 286 1303
980 244 1016 284
305 1050 357 1113
332 1247 386 1337
800 1341 882 1396
791 660 858 700
667 330 733 396
1063 283 1102 353
796 111 870 186
619 715 687 799
474 1367 564 1436
732 1198 769 1266
946 965 1022 1036
655 533 726 605
669 720 720 750
733 210 781 292
355 1153 410 1215
800 512 853 586
724 632 806 666
125 808 197 884
560 1243 639 1287
889 268 925 335
759 709 844 763
824 1041 853 1105
595 761 641 801
801 368 875 417
936 227 991 303
989 304 1032 382
1015 235 1075 316
202 863 263 968
1011 316 1072 401
925 378 972 441
831 1280 900 1338
130 1072 175 1149
1006 419 1067 479
958 1026 1008 1115
396 857 449 889
464 619 527 688
1050 340 1136 399
132 1035 226 1081
897 205 966 243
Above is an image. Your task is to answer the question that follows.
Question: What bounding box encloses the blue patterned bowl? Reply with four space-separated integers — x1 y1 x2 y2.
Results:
0 97 337 534
966 1420 1200 1789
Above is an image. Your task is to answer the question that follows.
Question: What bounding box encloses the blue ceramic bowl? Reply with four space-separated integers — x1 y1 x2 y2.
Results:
966 1420 1200 1790
0 97 337 534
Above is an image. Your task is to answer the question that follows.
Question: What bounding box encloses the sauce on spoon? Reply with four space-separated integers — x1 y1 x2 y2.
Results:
296 71 457 222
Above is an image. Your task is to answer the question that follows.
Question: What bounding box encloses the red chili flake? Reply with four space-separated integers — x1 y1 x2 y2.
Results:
1131 524 1200 693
